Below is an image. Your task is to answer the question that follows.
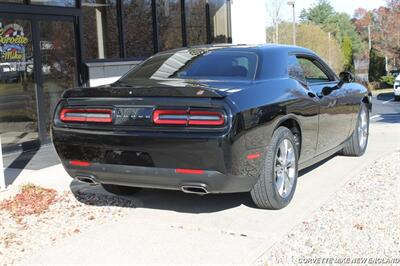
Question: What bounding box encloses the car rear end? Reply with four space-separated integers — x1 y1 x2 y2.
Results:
52 87 259 194
52 47 265 194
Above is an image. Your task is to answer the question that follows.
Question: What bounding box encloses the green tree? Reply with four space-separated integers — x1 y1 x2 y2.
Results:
268 22 345 73
300 0 363 55
368 47 386 82
300 0 334 24
324 13 363 55
342 36 355 72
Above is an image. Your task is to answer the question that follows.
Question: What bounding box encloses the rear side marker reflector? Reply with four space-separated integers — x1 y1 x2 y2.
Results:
247 153 261 160
153 110 225 126
175 169 205 175
60 109 113 123
69 160 91 167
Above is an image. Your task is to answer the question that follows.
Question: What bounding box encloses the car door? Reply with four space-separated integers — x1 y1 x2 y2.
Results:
296 56 353 155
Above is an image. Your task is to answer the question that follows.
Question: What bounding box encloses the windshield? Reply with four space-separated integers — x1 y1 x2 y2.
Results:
119 49 258 83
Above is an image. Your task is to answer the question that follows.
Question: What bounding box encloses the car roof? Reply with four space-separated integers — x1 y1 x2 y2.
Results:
157 43 316 56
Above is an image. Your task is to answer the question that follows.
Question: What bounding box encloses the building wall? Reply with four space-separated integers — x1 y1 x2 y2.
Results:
230 0 267 45
87 61 141 87
88 0 268 87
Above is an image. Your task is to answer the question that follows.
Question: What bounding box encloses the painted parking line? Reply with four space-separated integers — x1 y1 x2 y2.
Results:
370 115 380 120
382 98 394 104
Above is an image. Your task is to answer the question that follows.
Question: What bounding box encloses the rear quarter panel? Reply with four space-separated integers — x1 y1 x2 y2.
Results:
226 78 319 164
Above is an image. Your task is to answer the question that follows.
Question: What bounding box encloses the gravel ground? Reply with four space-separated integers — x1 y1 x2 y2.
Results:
263 151 400 265
0 189 137 266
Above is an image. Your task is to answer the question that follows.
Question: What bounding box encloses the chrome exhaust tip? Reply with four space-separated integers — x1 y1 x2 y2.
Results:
75 175 98 185
181 185 209 195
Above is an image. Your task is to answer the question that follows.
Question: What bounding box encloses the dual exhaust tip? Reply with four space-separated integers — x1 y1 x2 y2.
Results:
180 185 209 195
75 175 98 185
75 175 209 195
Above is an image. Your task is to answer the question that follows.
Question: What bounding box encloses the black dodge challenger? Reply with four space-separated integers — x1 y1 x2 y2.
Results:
52 44 371 209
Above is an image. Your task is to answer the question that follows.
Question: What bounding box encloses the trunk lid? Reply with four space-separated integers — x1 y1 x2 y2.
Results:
62 79 254 99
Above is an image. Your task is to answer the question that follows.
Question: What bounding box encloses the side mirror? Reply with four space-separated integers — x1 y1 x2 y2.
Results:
339 71 354 83
322 86 334 96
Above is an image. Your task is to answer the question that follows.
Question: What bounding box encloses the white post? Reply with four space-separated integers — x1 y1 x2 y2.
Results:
0 137 5 190
287 1 296 45
368 24 372 51
328 32 332 66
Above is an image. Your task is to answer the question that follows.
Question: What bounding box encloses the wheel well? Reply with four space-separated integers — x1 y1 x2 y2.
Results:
277 119 302 155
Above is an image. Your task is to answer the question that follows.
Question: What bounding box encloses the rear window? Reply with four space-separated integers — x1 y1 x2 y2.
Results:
120 50 258 82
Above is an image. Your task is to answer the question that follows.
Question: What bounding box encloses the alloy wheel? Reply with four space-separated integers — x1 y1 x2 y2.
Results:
274 139 296 198
358 107 368 150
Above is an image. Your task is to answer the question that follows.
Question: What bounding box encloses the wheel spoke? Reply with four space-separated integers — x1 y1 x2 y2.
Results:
276 173 284 196
286 148 295 167
279 140 288 164
284 172 292 194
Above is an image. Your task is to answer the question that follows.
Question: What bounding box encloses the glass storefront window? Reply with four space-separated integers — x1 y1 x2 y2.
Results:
0 19 38 148
209 0 228 43
186 0 207 46
82 0 120 59
30 0 76 7
122 0 154 58
0 0 24 3
156 0 182 51
38 20 77 133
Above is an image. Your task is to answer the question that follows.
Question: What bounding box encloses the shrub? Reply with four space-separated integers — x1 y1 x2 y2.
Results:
369 48 386 82
379 75 395 86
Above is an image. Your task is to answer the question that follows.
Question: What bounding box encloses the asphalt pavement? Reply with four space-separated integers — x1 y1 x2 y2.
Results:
371 89 400 123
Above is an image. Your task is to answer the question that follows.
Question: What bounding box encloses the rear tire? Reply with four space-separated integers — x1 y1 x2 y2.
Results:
342 103 369 157
101 184 142 196
395 95 400 101
250 127 299 210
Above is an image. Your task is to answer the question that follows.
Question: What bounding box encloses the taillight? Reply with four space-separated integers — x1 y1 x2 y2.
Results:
153 109 225 126
60 108 113 123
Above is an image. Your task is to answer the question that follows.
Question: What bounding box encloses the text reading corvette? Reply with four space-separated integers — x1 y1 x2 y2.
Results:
52 45 371 209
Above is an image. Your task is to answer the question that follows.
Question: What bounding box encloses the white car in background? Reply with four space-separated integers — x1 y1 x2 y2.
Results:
394 75 400 101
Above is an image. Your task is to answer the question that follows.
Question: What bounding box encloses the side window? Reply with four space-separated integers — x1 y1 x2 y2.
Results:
297 57 331 84
288 55 306 83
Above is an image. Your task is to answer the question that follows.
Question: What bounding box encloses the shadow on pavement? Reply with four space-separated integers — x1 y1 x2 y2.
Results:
69 154 340 214
373 113 400 124
376 92 394 101
70 179 255 213
4 148 39 186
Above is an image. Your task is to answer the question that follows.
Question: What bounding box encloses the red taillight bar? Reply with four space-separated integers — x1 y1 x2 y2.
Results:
175 168 205 175
60 108 113 123
69 160 91 167
153 110 187 125
153 109 225 126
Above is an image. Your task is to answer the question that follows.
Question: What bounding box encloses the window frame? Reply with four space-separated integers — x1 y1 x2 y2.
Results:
289 52 338 86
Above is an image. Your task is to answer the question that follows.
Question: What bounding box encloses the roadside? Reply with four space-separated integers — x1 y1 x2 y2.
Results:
262 152 400 265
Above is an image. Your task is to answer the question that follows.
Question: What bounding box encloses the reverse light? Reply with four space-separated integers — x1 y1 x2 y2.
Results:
153 109 225 126
60 108 113 123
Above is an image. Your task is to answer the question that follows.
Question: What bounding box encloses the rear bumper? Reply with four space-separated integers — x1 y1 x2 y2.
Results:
63 162 256 193
53 127 263 193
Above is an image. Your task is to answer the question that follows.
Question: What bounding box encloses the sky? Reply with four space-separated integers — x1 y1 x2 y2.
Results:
276 0 387 23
